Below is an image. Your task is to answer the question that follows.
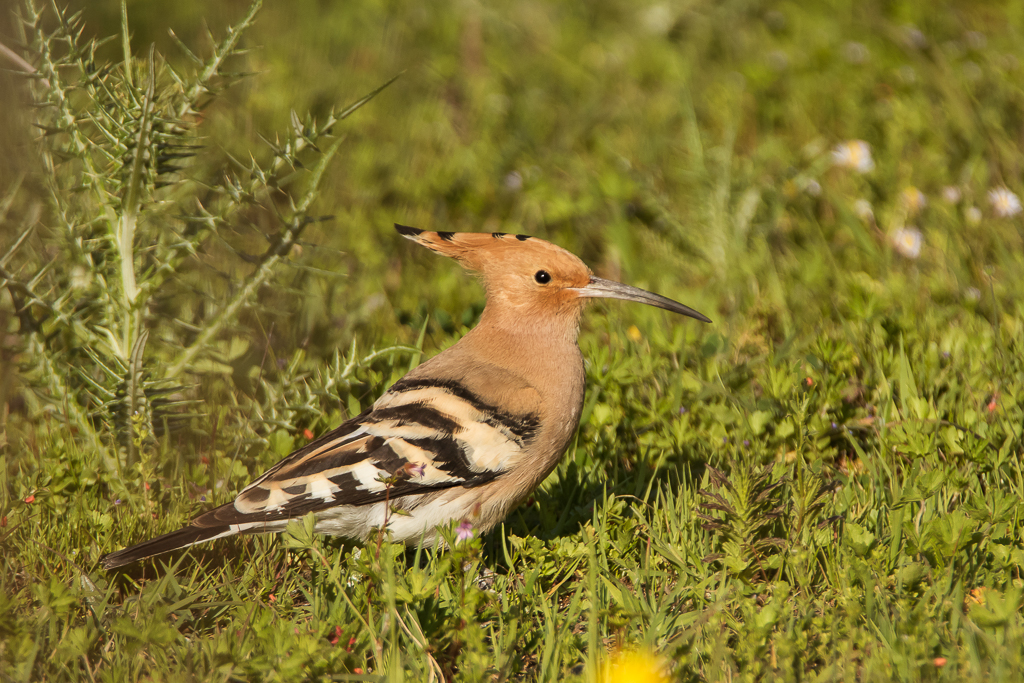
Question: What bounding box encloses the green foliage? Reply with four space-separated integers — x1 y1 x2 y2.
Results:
2 0 1024 681
1 0 392 470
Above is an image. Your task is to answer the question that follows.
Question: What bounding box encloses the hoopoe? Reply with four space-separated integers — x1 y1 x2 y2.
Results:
100 225 710 569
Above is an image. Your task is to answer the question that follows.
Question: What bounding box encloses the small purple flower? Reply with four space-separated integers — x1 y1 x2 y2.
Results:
200 495 206 502
722 436 728 444
679 406 688 415
831 422 838 429
114 499 122 506
743 440 750 448
456 520 474 542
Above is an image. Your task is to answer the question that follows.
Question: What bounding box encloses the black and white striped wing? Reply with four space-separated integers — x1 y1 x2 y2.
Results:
227 377 541 521
98 376 542 569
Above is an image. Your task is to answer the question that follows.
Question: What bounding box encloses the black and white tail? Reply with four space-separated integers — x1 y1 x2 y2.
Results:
100 526 225 569
99 501 263 570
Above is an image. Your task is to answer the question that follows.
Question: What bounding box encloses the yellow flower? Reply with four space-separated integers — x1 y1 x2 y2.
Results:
627 325 643 342
601 650 669 683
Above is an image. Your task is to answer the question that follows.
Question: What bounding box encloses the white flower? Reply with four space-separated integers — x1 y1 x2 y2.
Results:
965 206 982 225
965 31 986 50
641 4 673 35
965 287 981 302
962 61 982 81
503 171 523 191
941 186 961 204
831 140 874 173
768 50 789 72
842 42 869 64
901 187 927 215
903 25 927 50
804 179 821 196
892 226 922 259
853 199 874 221
988 187 1022 217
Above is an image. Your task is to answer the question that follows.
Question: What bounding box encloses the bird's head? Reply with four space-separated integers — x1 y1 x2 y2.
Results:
395 224 711 325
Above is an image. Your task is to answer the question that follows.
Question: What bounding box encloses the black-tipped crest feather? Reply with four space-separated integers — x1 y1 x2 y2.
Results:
394 223 423 237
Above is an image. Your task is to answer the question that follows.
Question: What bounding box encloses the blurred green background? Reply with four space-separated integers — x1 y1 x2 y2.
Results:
6 0 1024 359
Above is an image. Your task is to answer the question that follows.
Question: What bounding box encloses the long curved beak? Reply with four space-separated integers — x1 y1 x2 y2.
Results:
572 276 712 323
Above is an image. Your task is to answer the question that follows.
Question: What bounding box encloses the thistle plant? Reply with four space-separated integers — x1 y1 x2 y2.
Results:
697 463 789 581
0 0 392 469
697 457 838 585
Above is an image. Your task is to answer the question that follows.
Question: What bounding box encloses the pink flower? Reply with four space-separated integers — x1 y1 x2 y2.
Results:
402 462 426 478
456 520 474 542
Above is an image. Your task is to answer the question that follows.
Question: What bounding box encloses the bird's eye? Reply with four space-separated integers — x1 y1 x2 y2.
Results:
534 270 551 284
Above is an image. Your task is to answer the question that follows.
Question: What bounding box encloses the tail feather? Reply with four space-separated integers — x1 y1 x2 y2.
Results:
100 524 232 570
101 500 289 570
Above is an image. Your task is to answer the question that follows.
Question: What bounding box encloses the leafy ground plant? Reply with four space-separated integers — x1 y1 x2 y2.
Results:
2 0 1024 681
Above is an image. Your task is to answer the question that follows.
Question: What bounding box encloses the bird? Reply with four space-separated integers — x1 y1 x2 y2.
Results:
100 224 710 569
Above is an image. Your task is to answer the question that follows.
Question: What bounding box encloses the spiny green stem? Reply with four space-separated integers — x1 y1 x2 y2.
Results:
164 136 343 378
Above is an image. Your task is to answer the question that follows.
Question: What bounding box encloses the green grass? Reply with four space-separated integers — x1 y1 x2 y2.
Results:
2 0 1024 680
